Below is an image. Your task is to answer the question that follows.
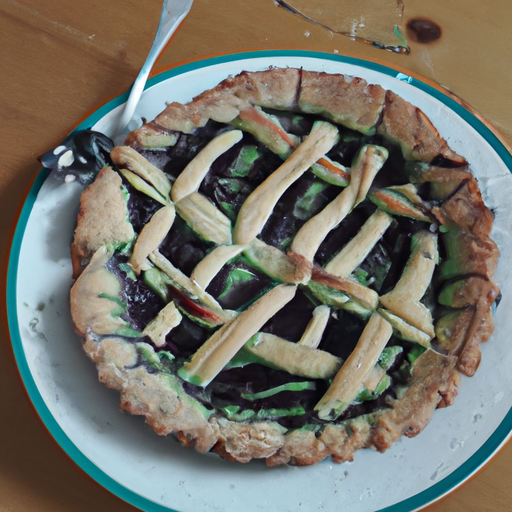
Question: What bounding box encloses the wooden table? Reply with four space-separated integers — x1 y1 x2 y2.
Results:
1 1 511 510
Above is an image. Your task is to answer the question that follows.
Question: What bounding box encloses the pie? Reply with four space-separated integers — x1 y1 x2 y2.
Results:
67 67 500 466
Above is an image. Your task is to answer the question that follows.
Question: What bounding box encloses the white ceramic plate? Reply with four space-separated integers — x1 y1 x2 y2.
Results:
7 50 512 512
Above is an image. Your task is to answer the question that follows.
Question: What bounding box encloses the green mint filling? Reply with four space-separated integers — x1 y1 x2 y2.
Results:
407 344 426 365
177 366 204 386
307 281 372 319
228 145 261 177
218 200 237 221
293 181 331 220
353 268 371 287
217 267 256 301
439 226 462 281
223 344 270 369
221 406 256 421
437 279 466 307
112 240 135 255
221 405 306 421
218 177 243 194
296 424 321 433
307 280 349 307
158 350 175 362
355 374 391 402
378 345 403 370
137 342 162 369
374 374 391 395
277 235 295 252
97 292 127 316
113 326 141 338
257 406 305 418
137 343 175 370
118 262 136 281
143 267 172 302
241 381 316 401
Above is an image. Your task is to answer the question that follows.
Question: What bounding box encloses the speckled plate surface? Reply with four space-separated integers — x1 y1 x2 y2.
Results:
7 50 512 512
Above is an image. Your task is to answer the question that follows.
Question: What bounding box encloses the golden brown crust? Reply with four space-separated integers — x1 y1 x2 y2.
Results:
265 429 330 467
83 334 219 453
372 351 459 452
441 227 499 281
319 417 374 464
377 90 467 164
71 166 134 277
70 247 129 336
439 178 495 237
439 276 500 309
211 417 286 463
433 175 494 238
79 318 464 465
127 68 465 167
298 71 386 134
435 307 495 376
117 366 218 453
409 165 472 200
126 68 301 146
221 68 301 109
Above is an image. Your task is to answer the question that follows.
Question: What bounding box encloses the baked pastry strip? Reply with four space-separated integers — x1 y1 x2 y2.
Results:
172 130 243 202
178 283 297 386
298 305 331 348
290 144 388 261
111 146 172 200
233 120 339 245
379 231 438 338
129 203 176 274
325 209 393 278
315 312 393 420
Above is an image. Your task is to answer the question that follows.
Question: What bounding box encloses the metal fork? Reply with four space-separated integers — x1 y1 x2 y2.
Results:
115 0 194 135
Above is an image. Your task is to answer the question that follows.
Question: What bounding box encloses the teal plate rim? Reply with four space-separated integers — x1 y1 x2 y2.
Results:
6 49 512 512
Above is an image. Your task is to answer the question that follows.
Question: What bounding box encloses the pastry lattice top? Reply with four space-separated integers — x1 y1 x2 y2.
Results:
108 115 442 421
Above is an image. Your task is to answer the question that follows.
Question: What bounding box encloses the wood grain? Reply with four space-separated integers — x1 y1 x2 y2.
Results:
1 0 511 510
